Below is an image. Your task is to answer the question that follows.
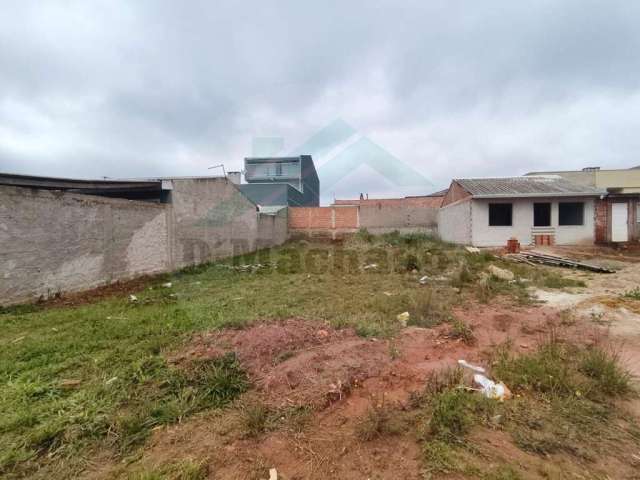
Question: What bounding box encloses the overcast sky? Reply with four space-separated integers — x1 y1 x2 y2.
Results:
2 1 640 202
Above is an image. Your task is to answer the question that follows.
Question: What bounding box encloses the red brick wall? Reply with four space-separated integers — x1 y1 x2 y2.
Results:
288 206 359 230
333 196 443 208
595 199 609 243
441 181 472 207
334 206 359 228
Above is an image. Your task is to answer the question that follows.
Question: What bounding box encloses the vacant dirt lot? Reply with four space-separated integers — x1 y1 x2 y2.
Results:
1 234 639 480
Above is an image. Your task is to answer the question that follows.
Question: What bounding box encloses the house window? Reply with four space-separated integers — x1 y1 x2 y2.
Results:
489 203 512 226
275 163 283 176
558 202 584 225
534 203 551 227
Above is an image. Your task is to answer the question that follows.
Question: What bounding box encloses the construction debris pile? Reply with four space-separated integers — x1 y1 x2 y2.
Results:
505 251 615 273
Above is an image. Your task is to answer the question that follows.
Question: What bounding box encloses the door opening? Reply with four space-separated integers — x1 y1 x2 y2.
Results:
612 202 629 242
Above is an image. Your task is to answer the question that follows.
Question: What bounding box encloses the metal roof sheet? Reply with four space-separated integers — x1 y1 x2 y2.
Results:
455 176 605 198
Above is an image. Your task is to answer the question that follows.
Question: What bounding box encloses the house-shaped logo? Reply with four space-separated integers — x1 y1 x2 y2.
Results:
252 118 432 201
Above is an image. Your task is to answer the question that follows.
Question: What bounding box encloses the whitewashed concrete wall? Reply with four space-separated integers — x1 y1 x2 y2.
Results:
437 199 472 244
471 197 595 247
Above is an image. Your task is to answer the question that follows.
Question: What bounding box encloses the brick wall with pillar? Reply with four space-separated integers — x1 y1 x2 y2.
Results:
594 198 609 243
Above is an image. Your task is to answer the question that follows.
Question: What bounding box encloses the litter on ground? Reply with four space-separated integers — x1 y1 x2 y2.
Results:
473 374 512 401
396 311 410 327
458 359 486 373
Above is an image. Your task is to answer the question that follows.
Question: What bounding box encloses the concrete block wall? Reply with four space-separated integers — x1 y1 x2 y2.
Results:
359 204 437 232
0 186 169 304
437 199 472 244
258 209 288 248
1 178 289 306
169 178 261 268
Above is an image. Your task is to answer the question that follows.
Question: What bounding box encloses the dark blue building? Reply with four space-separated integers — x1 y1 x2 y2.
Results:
239 155 319 206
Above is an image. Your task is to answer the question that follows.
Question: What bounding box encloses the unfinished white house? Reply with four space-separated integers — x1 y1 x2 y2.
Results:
437 176 605 247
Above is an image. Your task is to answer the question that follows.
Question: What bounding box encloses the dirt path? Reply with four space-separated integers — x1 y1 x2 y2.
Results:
531 248 640 377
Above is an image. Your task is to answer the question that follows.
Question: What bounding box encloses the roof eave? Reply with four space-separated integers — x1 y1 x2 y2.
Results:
472 192 605 199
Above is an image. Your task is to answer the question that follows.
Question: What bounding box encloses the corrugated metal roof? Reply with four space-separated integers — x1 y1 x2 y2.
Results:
455 176 605 198
0 172 163 201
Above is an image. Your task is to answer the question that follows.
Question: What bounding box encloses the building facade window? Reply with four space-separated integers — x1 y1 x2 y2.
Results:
489 203 513 226
558 202 584 225
533 203 551 227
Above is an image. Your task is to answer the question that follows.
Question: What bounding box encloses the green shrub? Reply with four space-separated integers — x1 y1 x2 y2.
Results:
410 288 451 327
422 439 457 474
622 287 640 300
354 227 375 243
449 318 475 345
241 403 270 438
355 396 405 441
450 261 474 288
493 340 578 397
579 347 631 397
426 388 496 442
398 253 420 272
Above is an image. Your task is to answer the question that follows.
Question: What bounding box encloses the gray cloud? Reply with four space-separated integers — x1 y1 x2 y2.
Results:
1 0 640 201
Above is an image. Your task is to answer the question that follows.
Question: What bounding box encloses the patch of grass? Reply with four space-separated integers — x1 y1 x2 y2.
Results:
493 335 632 401
420 380 498 477
399 252 420 272
0 303 43 315
419 336 637 478
127 459 208 480
238 402 312 439
388 340 401 360
355 395 406 441
409 288 452 328
490 336 638 463
240 403 270 438
483 465 523 480
541 272 586 289
492 339 578 397
450 261 474 289
354 316 394 338
622 287 640 300
427 389 496 441
423 367 464 397
579 346 631 397
449 318 476 345
422 439 458 475
354 227 375 243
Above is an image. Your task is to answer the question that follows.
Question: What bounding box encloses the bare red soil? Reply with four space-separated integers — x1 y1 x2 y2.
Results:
145 303 619 480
